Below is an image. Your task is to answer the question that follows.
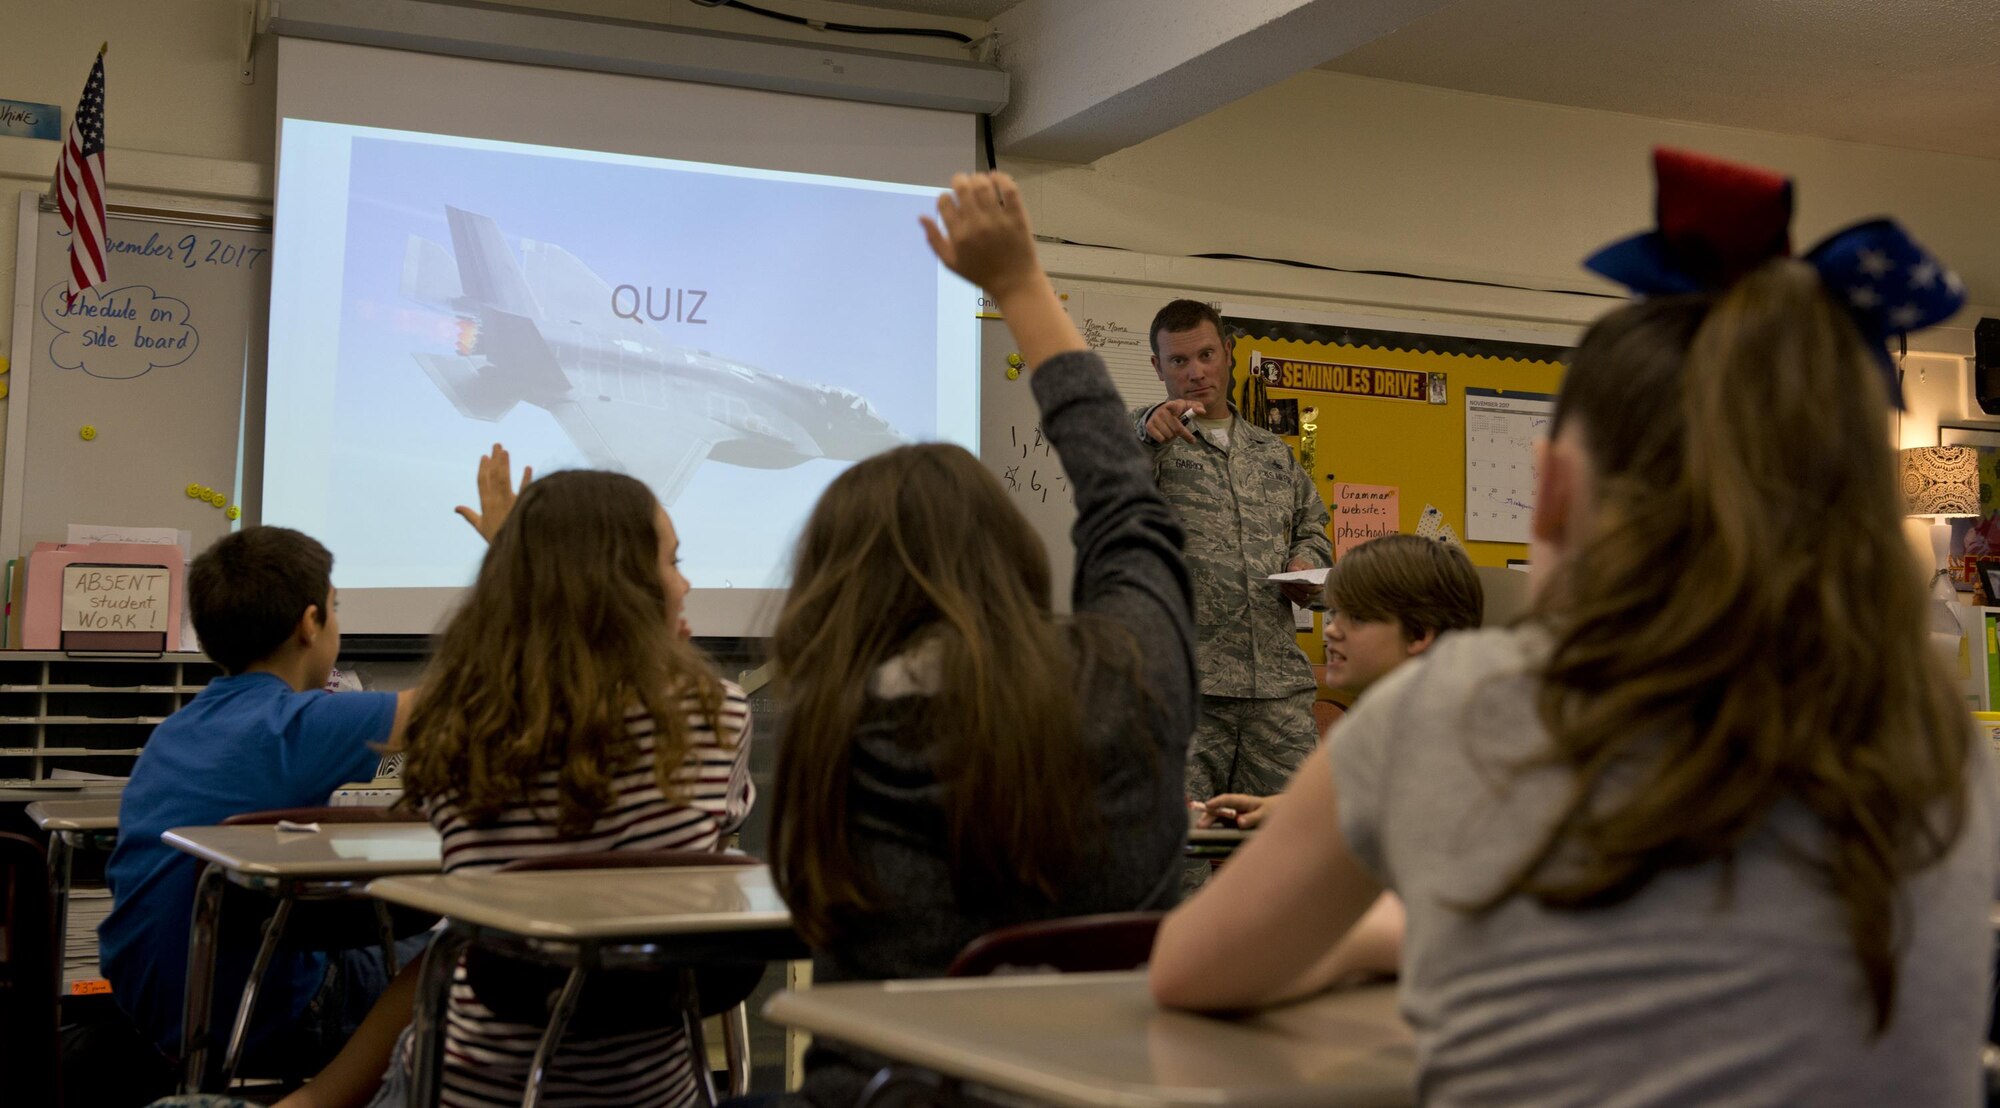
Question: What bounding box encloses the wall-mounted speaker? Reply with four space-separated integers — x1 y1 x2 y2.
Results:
1976 317 2000 415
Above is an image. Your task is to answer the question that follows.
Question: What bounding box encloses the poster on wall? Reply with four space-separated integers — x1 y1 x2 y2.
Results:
1250 351 1445 405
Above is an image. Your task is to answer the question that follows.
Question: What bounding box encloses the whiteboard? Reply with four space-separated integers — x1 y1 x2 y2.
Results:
976 291 1189 613
3 192 270 564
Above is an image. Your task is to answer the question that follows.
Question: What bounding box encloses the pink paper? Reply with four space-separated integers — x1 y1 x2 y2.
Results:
24 542 185 650
1333 483 1400 557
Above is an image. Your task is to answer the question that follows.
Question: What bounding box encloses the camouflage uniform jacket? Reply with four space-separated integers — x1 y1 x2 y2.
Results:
1134 403 1332 698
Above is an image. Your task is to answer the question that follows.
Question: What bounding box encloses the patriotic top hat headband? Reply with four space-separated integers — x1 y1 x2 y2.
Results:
1584 148 1965 405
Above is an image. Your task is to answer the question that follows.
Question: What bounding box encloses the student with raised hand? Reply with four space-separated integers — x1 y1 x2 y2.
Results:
768 172 1196 1108
399 466 751 1108
250 455 751 1108
1151 149 1995 1106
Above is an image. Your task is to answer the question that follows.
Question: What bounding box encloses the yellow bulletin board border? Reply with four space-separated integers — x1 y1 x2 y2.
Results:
1228 316 1573 366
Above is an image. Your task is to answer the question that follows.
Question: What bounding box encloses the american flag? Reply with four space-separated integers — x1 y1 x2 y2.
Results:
55 50 107 304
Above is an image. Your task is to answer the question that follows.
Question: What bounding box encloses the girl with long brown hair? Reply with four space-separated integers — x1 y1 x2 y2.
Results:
302 462 752 1108
769 174 1197 1107
1152 149 1995 1105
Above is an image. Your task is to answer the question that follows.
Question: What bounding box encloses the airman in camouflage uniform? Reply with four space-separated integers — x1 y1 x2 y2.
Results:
1137 301 1332 818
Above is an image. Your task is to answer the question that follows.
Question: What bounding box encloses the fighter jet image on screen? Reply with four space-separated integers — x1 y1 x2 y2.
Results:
399 205 907 506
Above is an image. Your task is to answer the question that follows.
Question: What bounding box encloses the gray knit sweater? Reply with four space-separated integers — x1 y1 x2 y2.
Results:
798 349 1197 1107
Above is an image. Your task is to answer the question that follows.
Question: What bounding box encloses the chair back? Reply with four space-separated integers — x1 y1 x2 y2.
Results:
221 805 424 825
947 912 1164 977
0 832 60 1106
500 850 757 873
466 851 765 1031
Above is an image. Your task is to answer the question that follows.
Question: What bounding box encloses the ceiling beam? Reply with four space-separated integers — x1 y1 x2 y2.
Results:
990 0 1455 163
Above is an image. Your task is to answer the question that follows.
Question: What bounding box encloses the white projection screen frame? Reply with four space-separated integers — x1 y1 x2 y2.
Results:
269 38 977 637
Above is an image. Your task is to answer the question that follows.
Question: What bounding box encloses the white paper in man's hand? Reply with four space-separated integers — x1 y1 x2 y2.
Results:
1266 567 1330 586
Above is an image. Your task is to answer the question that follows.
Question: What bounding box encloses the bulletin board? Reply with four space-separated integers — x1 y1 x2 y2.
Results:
1225 314 1571 570
2 191 270 562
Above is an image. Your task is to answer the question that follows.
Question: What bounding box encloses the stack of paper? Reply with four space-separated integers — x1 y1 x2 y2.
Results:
63 885 114 993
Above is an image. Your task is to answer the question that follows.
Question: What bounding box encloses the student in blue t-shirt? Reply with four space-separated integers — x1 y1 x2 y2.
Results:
98 525 415 1081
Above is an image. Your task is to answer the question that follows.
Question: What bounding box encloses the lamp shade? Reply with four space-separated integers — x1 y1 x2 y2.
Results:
1900 445 1980 517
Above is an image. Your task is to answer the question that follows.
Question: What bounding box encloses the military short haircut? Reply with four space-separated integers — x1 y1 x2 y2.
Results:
1149 299 1228 357
187 526 333 674
1325 535 1483 642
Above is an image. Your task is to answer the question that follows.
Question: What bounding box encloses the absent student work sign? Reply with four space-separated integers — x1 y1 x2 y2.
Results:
61 562 170 651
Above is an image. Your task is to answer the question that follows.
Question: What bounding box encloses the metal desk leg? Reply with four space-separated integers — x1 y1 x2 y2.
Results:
722 1001 752 1097
522 964 588 1108
375 901 399 973
410 926 472 1108
855 1065 949 1108
683 997 719 1108
47 830 74 993
179 863 228 1094
220 896 292 1087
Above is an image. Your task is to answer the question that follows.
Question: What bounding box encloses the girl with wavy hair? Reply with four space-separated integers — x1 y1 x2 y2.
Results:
768 173 1197 1108
1152 149 1995 1105
406 465 750 1108
265 459 752 1108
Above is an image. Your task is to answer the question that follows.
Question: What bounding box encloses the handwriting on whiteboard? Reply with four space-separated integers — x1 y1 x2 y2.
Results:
1001 425 1073 505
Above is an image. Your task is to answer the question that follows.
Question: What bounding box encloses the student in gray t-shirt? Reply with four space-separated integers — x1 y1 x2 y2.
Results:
1150 154 1996 1107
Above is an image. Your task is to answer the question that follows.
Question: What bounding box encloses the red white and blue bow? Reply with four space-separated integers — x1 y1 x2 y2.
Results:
1584 148 1965 405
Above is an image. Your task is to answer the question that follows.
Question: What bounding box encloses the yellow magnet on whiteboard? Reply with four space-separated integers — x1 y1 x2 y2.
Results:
0 355 9 374
0 380 9 399
1006 367 1020 380
79 425 96 441
209 492 226 507
1006 353 1024 368
186 483 202 498
226 506 241 521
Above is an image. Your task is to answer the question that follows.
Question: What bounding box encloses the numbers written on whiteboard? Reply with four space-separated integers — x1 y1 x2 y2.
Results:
1000 426 1072 505
99 230 267 271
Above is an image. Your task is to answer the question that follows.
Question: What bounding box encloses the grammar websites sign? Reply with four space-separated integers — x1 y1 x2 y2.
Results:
1250 352 1446 405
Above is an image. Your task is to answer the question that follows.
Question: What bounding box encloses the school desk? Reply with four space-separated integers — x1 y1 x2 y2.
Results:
1185 806 1253 860
25 796 121 987
1186 823 1249 859
161 822 442 1092
368 865 806 1108
764 970 1415 1108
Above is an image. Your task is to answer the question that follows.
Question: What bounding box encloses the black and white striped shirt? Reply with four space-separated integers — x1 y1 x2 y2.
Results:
421 682 752 1108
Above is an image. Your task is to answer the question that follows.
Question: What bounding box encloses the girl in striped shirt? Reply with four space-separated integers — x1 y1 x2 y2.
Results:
399 467 752 1108
263 464 751 1108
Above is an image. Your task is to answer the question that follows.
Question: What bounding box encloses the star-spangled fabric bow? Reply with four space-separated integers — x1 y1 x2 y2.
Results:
1585 147 1965 405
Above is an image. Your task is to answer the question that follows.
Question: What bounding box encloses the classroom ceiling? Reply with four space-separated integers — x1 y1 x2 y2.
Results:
837 0 1023 18
1316 0 2000 160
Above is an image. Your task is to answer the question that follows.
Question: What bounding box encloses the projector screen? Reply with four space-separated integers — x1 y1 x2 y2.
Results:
268 40 978 636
